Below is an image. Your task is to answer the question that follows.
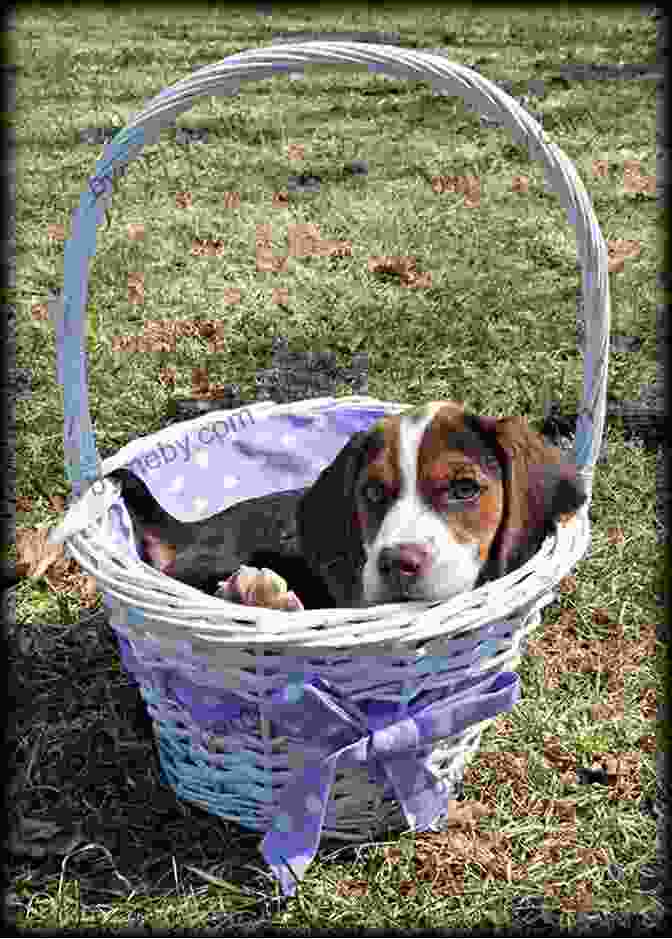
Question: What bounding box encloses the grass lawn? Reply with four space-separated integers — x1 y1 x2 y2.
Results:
10 2 663 932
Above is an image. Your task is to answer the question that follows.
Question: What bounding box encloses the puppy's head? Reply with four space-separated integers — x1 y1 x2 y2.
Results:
298 401 586 607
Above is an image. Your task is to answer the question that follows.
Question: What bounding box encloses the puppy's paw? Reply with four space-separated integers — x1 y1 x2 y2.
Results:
215 565 304 611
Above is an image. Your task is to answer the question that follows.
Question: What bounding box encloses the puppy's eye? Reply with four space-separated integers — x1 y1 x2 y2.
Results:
436 476 481 503
449 478 481 500
362 481 387 505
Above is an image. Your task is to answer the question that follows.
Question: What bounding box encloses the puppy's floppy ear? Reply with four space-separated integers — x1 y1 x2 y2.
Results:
470 415 587 582
297 430 379 608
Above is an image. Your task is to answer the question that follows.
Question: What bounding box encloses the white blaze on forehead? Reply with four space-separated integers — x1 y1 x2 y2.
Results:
398 403 446 496
384 404 447 540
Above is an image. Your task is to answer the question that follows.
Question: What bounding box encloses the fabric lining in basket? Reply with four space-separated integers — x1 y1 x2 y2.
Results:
50 41 610 895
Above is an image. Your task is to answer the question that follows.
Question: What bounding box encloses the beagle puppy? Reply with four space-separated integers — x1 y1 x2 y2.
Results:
118 401 586 611
296 400 587 608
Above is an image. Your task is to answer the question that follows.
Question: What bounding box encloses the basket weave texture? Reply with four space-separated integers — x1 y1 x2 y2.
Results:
52 42 610 895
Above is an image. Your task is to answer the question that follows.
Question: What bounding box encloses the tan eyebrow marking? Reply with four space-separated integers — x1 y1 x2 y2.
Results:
361 416 402 491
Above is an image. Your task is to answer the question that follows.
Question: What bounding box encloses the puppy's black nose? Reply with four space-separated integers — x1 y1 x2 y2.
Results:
377 544 433 592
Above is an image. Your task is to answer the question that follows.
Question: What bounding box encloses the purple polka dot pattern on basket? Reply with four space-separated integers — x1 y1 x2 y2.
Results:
261 671 520 895
101 400 406 523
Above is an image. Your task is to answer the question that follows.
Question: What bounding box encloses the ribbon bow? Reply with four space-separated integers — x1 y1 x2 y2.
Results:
261 669 520 895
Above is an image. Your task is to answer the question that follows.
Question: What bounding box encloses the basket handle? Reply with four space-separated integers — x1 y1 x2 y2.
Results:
55 42 610 501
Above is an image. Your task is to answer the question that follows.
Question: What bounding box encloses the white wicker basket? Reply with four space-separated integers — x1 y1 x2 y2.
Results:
51 42 610 896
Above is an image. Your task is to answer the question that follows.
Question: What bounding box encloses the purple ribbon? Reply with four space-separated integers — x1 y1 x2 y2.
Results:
261 670 520 895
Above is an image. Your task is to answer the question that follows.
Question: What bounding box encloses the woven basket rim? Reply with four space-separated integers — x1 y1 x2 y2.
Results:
56 42 607 645
64 478 589 649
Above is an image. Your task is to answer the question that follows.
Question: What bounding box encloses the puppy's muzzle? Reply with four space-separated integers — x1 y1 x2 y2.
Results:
377 543 434 596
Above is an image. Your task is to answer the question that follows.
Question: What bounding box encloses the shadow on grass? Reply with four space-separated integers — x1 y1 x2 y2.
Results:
6 609 292 925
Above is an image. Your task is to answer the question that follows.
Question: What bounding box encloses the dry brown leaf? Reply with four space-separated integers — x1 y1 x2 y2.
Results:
256 248 288 272
592 160 609 177
401 271 433 288
398 879 418 897
622 161 655 195
439 799 492 827
16 527 65 579
31 302 50 321
414 828 518 887
542 736 577 773
287 223 322 257
272 287 290 306
179 319 202 338
256 224 273 248
591 608 612 625
544 877 595 913
383 844 405 863
576 847 609 866
607 239 642 273
555 799 577 822
222 287 242 306
573 880 594 913
127 223 146 241
142 319 177 352
256 246 275 269
602 755 624 777
368 255 417 276
607 526 626 545
336 879 369 898
272 191 290 207
16 495 34 513
222 191 241 209
432 174 480 206
191 367 210 396
158 367 177 388
81 575 99 606
195 320 215 339
530 835 577 867
112 335 137 353
558 575 577 594
47 223 66 241
16 526 100 605
638 733 656 753
127 272 145 304
623 172 653 194
459 175 479 193
607 238 641 259
191 238 208 256
176 191 193 209
316 239 352 258
511 175 530 193
287 143 305 161
190 238 226 257
590 702 612 720
639 687 657 721
49 494 66 513
493 712 514 734
432 175 458 194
